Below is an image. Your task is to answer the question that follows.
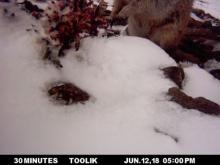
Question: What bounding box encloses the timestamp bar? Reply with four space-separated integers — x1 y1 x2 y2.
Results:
0 155 219 165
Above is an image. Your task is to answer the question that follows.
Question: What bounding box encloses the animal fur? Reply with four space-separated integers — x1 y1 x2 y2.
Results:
111 0 194 49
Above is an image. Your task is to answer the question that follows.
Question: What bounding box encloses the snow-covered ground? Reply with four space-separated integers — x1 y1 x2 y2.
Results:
0 0 220 154
194 0 220 19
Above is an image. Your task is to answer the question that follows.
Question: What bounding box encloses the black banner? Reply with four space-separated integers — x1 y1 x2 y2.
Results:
0 155 219 165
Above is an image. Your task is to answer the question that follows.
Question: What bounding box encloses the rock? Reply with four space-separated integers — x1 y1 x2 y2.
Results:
212 51 220 62
188 18 212 29
48 82 90 105
172 10 220 67
180 37 216 63
168 87 220 115
194 97 220 115
185 28 220 41
211 26 220 34
192 8 206 18
198 43 214 52
18 0 44 13
168 87 194 109
162 66 185 88
188 18 220 35
210 69 220 80
0 0 10 3
192 8 220 25
167 49 201 64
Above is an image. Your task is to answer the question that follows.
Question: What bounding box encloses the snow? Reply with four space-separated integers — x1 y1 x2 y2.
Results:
0 0 220 154
204 60 220 71
183 65 220 104
194 0 220 19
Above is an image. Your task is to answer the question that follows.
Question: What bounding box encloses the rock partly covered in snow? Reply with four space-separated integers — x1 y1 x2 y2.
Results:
168 87 220 115
48 82 90 105
210 69 220 80
162 66 185 89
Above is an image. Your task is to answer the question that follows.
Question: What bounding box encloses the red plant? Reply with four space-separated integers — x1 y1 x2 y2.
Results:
44 0 108 52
